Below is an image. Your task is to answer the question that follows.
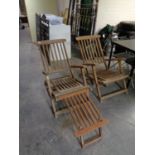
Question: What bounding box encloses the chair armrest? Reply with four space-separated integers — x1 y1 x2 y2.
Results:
83 63 96 66
70 65 85 69
70 65 87 86
105 57 124 73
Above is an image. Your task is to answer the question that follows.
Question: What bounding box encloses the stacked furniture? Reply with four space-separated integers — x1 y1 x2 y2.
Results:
36 13 71 58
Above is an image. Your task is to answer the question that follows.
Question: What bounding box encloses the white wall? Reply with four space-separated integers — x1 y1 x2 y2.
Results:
95 0 135 33
56 0 69 15
25 0 58 41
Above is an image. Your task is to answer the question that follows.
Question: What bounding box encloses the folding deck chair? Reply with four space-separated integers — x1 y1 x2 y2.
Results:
76 35 128 101
35 39 88 118
35 39 108 147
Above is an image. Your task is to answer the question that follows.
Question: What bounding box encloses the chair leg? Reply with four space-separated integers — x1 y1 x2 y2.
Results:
92 67 102 100
79 128 102 148
51 98 57 118
123 79 128 94
80 136 84 148
94 81 102 101
99 127 102 136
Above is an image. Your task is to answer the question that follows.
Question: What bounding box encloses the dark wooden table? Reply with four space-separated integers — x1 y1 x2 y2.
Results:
108 39 135 87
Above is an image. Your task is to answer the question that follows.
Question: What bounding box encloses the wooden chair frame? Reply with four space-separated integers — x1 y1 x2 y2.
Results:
76 35 128 101
35 39 88 118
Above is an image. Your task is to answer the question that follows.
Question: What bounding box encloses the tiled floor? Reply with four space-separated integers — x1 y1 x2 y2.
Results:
19 27 135 155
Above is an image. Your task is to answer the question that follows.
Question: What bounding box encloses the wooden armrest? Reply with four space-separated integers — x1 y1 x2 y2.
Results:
83 63 95 66
70 65 85 69
71 65 87 86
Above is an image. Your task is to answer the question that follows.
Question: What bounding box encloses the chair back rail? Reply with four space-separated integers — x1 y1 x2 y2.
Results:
76 35 107 68
37 39 73 76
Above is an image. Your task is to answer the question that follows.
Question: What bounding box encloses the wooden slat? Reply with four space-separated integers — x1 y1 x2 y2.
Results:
85 96 102 119
37 39 66 45
100 74 128 84
74 95 93 126
60 78 71 89
93 38 102 63
97 38 107 68
81 94 99 121
69 96 88 128
83 40 89 61
64 98 81 129
101 89 128 100
87 39 94 61
67 97 84 128
57 86 88 99
78 41 85 61
74 118 108 137
76 35 100 41
78 95 96 124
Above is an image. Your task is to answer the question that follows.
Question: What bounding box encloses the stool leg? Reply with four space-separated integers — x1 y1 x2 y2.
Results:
80 136 84 148
99 127 102 136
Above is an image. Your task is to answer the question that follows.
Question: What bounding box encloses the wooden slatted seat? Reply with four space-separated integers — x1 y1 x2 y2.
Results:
58 87 109 148
45 76 85 100
89 70 128 84
35 39 87 118
76 35 128 101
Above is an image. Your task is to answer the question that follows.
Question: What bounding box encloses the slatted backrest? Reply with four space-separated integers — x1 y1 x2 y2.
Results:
36 39 73 75
76 35 107 68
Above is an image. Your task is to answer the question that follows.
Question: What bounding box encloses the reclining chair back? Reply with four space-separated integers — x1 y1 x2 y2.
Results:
36 39 73 76
76 35 107 69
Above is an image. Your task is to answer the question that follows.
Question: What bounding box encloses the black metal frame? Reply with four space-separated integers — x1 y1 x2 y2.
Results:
36 13 49 41
67 0 99 41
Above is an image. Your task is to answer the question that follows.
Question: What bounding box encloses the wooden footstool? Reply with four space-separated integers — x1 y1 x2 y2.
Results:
58 87 109 148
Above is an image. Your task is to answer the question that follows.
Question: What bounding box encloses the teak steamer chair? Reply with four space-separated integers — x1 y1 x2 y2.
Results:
35 39 108 147
35 39 87 118
76 35 128 101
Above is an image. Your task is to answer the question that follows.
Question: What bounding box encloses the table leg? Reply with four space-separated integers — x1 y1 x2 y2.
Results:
127 66 135 88
108 43 114 69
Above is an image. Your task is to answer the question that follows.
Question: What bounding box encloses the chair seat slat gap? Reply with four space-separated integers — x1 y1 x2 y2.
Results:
64 98 81 129
68 97 86 128
81 94 99 121
77 95 95 125
70 96 89 128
